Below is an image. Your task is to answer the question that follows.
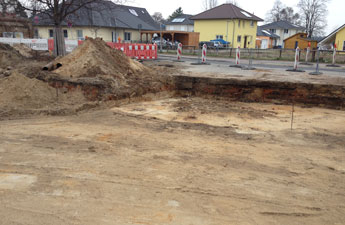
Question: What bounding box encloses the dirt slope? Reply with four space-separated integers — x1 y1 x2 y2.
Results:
0 43 24 67
0 73 87 118
54 38 146 78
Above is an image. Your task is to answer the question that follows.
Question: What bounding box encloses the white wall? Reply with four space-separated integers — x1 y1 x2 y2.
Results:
274 28 304 47
34 26 144 42
166 25 194 32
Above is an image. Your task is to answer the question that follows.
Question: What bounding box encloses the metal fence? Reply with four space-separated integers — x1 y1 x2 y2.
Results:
161 46 345 64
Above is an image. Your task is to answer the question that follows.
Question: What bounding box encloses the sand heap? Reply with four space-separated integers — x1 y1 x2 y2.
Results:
54 38 146 79
0 43 24 68
13 43 36 58
0 73 87 117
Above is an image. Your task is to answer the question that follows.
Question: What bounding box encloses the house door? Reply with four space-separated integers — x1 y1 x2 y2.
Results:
261 39 268 49
244 36 248 48
112 31 118 43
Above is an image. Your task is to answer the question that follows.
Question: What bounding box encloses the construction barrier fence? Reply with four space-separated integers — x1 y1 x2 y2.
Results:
0 38 157 60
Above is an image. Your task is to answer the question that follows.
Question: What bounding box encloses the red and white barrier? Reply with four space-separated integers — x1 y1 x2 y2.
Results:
177 43 182 61
236 46 240 65
108 43 157 60
294 47 300 70
0 37 158 60
202 44 207 63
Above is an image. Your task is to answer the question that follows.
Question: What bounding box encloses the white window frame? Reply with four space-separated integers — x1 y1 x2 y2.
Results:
124 32 131 41
63 29 68 38
237 35 241 43
49 29 54 38
77 30 83 40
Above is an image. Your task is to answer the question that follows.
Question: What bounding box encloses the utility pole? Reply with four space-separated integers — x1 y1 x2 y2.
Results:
160 23 163 53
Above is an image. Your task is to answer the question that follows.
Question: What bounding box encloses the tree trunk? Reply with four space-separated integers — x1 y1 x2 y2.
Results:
53 26 66 56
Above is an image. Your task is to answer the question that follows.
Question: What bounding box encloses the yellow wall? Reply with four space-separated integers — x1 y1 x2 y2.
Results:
194 19 257 48
34 26 144 42
335 27 345 51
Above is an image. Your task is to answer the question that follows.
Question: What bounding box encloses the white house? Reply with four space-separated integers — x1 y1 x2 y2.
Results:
259 20 304 48
165 14 194 32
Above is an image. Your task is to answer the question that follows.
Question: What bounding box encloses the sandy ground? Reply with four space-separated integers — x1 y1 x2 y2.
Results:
1 97 345 225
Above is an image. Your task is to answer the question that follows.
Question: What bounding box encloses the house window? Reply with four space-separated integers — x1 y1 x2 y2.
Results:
170 26 174 31
237 35 241 43
125 32 131 41
77 30 83 40
63 30 68 38
216 35 223 39
270 29 276 34
343 41 345 51
3 32 14 38
34 29 39 38
181 26 186 31
238 20 241 28
250 21 254 27
284 29 289 34
49 29 54 38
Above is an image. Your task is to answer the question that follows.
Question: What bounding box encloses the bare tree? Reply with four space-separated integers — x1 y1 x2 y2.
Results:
265 0 284 22
152 12 166 24
0 0 27 17
298 0 329 37
265 0 300 25
19 0 128 56
202 0 218 10
281 7 300 25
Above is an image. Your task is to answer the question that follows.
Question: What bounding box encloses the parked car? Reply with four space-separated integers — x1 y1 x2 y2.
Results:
211 39 230 46
152 38 173 47
210 41 223 48
199 41 215 48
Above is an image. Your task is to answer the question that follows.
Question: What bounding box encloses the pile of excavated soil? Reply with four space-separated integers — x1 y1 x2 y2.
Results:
13 43 36 58
0 43 24 68
54 38 146 79
0 73 88 118
50 38 173 100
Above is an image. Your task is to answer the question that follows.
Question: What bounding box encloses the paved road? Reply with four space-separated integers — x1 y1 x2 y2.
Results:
158 54 345 74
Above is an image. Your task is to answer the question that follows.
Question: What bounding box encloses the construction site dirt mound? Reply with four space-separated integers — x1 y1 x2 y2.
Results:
54 38 146 78
0 73 88 118
0 43 24 67
13 43 36 58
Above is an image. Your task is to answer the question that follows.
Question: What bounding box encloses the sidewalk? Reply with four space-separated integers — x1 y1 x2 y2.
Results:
158 53 345 69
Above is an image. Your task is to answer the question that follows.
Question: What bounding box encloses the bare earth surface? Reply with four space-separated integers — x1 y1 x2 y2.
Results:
1 97 345 225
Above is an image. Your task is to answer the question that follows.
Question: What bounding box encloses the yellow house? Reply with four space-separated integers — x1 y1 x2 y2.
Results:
33 2 160 43
319 24 345 50
191 4 263 48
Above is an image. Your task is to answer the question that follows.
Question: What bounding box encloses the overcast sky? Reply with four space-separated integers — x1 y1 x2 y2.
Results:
134 0 343 34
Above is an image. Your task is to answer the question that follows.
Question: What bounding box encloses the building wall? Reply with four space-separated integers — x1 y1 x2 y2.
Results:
256 36 273 49
335 27 345 51
284 34 318 50
34 26 145 42
0 17 33 38
272 29 304 47
194 19 257 48
166 25 194 32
